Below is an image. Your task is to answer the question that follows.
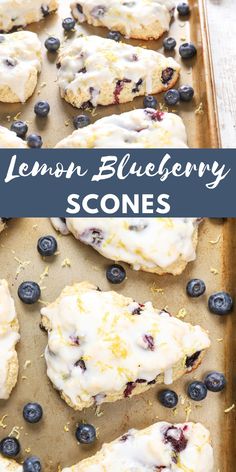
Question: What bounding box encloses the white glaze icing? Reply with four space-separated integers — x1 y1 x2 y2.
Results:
0 455 22 471
0 125 27 148
0 0 58 32
41 282 210 409
55 108 188 148
62 421 214 472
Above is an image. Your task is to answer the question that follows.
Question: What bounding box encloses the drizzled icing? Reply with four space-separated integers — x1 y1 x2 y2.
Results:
62 421 214 472
0 279 20 399
0 125 27 148
55 108 188 148
71 0 176 39
0 0 58 32
41 282 210 409
0 455 22 471
0 31 42 103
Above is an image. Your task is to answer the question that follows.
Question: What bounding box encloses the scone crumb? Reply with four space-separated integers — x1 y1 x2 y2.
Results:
210 267 219 275
22 375 28 380
176 308 187 319
13 112 22 121
195 102 204 115
25 447 31 453
63 422 70 432
0 414 8 429
23 360 31 370
185 401 192 421
209 234 221 245
95 406 104 417
217 338 223 342
62 258 71 267
224 404 235 413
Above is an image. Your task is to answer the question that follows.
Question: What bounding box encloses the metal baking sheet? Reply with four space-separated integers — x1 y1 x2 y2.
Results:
0 218 235 471
0 0 220 148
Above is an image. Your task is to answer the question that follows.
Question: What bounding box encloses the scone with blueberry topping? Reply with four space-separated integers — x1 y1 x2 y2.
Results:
51 218 199 275
41 281 210 410
57 35 180 109
55 108 188 148
62 421 214 471
0 456 22 471
0 126 27 148
0 31 42 103
71 0 176 40
0 0 58 32
0 279 20 400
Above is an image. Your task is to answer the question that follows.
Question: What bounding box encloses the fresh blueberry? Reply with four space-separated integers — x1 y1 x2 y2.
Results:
177 2 190 15
208 291 233 315
143 95 158 109
37 235 58 256
10 120 28 138
18 282 41 305
34 101 50 118
44 36 60 52
73 114 91 129
106 264 126 284
186 279 206 297
164 89 180 106
23 456 41 472
178 85 194 102
179 42 197 59
163 37 176 51
107 31 121 42
27 134 43 148
204 371 226 392
0 437 20 457
62 17 76 31
23 403 43 423
159 389 178 408
187 381 207 401
75 424 96 444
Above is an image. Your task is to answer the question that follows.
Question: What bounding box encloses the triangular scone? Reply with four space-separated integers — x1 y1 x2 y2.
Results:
51 218 199 276
57 36 180 109
0 280 20 400
0 0 58 32
71 0 175 40
55 108 188 148
0 455 22 471
0 218 11 234
62 421 214 472
0 126 27 148
0 31 42 103
41 282 210 411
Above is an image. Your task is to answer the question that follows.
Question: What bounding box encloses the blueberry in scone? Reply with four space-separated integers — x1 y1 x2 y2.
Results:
57 35 180 109
0 0 58 32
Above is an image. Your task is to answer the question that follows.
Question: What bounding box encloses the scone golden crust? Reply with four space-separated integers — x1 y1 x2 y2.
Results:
0 31 42 103
0 455 22 471
62 421 214 472
0 279 20 400
0 126 27 148
55 108 188 148
57 35 180 109
0 0 58 32
41 282 210 411
51 218 199 276
71 0 176 40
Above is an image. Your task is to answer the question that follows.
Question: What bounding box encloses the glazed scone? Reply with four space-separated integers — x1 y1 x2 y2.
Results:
62 421 214 472
71 0 175 40
0 126 27 148
0 279 20 400
0 31 42 103
0 0 58 32
41 282 210 410
57 35 180 109
51 218 199 275
0 455 22 471
55 108 188 148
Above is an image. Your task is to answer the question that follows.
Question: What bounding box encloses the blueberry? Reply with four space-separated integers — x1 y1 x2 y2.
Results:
186 279 206 297
27 134 43 148
18 282 41 305
143 95 158 109
44 36 60 52
75 424 96 444
23 403 43 423
34 101 50 118
10 120 28 138
208 291 233 315
62 17 76 31
159 389 178 408
187 381 207 401
204 372 226 392
37 235 57 256
177 2 190 15
163 37 176 51
0 437 20 457
107 31 121 42
23 456 41 472
106 264 126 284
73 114 91 129
179 42 197 59
178 85 194 102
164 89 180 106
